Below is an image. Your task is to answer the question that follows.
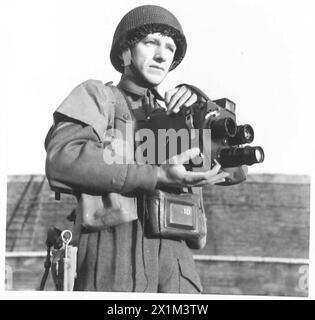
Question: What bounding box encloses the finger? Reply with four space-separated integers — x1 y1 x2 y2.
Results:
181 166 230 186
167 147 200 165
168 148 200 165
193 177 227 187
192 172 230 187
182 171 212 186
183 93 198 107
189 170 229 186
210 160 222 175
214 179 228 185
164 88 178 105
204 170 230 181
182 169 228 185
171 89 194 114
166 86 188 113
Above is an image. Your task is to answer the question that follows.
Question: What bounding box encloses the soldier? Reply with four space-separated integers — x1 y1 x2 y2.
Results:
45 5 229 293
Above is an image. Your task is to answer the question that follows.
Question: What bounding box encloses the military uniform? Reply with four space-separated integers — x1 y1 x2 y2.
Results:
45 75 203 293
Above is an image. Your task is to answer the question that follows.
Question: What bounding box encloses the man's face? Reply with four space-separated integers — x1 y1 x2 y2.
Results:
129 33 176 86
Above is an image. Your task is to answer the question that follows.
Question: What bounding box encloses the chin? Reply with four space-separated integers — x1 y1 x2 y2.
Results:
143 74 165 86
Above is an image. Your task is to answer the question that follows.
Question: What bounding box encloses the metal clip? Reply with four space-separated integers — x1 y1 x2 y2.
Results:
61 230 72 291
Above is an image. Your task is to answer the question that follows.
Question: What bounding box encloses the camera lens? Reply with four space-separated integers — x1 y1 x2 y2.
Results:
254 147 264 163
211 117 237 138
228 124 254 145
218 146 265 167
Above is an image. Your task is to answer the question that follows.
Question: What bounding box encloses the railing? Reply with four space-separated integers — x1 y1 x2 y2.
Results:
5 251 309 265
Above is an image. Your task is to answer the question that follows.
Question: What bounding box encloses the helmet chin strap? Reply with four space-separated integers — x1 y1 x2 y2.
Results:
128 63 157 89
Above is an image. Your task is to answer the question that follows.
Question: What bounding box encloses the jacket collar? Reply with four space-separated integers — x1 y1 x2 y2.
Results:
117 74 164 101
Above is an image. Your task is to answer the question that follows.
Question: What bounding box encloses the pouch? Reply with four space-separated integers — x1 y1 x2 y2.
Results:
78 193 138 230
144 189 206 243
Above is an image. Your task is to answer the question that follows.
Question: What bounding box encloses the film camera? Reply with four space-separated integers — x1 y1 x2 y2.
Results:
135 85 264 185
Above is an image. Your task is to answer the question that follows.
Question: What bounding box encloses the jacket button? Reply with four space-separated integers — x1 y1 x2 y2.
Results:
123 113 130 120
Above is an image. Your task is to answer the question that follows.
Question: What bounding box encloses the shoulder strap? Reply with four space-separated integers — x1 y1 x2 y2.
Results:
103 85 135 147
106 84 133 121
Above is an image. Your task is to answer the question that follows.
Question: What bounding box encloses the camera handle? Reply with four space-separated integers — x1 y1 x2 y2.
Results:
176 83 211 130
176 84 213 171
176 83 211 102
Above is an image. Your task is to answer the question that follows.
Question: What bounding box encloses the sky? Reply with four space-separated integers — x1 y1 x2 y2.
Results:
2 0 315 175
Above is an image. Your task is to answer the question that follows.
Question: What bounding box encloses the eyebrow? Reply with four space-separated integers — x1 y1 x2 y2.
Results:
166 42 176 50
144 35 176 49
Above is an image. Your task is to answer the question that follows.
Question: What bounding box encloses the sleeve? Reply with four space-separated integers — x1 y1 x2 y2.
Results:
45 80 158 195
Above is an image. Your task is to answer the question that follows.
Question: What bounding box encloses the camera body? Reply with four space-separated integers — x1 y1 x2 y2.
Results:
196 97 264 185
135 94 264 186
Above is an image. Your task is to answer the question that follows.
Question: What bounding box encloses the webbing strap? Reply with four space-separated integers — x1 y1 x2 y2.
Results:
38 246 51 290
108 85 134 121
99 84 134 142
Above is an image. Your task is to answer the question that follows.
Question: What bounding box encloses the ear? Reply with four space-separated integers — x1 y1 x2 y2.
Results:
121 48 132 67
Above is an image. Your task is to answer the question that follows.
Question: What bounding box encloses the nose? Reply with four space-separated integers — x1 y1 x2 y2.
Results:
154 45 167 62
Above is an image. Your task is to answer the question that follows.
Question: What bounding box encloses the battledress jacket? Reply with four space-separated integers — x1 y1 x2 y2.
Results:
45 76 203 292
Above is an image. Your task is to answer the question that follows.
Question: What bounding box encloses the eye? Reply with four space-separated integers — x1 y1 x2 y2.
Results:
167 45 176 53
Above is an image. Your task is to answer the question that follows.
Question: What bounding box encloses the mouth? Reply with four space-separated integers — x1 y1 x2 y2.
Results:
150 65 165 72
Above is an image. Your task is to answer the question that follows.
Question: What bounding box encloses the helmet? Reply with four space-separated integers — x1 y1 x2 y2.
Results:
110 5 187 73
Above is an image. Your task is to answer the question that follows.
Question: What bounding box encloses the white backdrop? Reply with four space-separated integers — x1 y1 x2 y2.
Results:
3 0 315 175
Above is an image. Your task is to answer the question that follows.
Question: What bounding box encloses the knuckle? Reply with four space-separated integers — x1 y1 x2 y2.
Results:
165 91 172 101
165 89 175 99
184 89 192 98
179 85 188 94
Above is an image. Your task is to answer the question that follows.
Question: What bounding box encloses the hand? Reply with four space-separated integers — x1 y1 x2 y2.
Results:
165 85 198 115
156 148 230 189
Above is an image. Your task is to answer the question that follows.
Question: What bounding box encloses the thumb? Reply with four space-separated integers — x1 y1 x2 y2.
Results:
167 148 200 165
164 88 177 105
